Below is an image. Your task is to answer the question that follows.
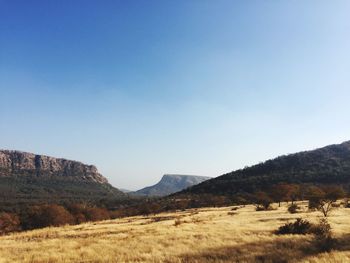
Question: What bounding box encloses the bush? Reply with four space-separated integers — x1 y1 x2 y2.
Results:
288 204 299 214
312 218 335 252
66 204 110 222
343 199 350 208
255 206 267 211
254 192 272 211
174 218 182 226
85 207 110 221
275 218 336 252
276 218 312 235
23 204 74 229
0 212 21 235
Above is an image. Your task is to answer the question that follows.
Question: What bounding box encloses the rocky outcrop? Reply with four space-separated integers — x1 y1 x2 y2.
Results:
0 150 108 184
133 174 211 196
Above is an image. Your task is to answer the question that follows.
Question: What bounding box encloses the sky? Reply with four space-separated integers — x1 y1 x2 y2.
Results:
1 0 350 190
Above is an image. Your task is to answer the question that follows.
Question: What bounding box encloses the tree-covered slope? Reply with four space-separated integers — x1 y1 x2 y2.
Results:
181 141 350 196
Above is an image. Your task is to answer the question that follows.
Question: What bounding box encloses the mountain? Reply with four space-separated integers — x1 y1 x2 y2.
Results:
180 140 350 198
133 174 211 196
0 150 126 210
119 188 132 193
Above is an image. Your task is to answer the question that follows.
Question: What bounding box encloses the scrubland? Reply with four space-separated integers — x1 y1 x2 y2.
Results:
0 202 350 263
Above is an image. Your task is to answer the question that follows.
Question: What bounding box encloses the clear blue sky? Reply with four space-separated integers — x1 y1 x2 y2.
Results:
1 0 350 190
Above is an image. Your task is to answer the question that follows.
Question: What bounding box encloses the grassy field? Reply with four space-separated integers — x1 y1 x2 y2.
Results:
0 202 350 263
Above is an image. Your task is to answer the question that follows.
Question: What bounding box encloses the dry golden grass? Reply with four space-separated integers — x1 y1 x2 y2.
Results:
1 202 350 263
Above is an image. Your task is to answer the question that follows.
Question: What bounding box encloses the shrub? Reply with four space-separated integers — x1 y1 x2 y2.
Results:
66 204 110 222
276 218 312 235
275 218 336 252
174 218 182 226
84 207 110 221
254 192 272 211
23 204 74 229
288 204 299 214
312 218 335 252
0 212 21 235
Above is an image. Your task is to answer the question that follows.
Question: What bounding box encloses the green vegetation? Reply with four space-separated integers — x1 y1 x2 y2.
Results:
0 176 127 212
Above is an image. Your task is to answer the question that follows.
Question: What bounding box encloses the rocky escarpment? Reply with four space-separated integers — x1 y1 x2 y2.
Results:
0 150 108 183
0 150 126 210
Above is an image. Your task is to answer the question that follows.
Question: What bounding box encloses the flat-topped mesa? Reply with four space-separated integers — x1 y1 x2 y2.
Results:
133 174 211 196
0 150 108 184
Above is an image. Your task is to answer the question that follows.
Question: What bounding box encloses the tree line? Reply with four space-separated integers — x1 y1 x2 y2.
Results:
0 183 348 235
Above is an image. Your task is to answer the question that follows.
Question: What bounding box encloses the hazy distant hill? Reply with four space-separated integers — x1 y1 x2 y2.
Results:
180 141 350 197
0 150 126 209
133 174 211 196
119 188 132 193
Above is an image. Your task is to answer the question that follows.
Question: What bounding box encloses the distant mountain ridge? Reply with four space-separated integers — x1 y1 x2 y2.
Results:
180 140 350 198
133 174 211 196
0 150 125 210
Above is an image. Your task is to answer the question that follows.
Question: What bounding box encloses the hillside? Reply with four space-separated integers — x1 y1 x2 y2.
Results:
181 141 350 198
133 174 211 196
0 150 126 210
1 203 349 262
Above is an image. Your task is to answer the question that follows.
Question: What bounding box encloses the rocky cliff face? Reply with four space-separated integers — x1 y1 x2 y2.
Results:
0 150 108 184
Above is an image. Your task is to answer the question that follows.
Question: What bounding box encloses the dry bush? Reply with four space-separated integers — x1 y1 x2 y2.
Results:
276 218 312 235
84 207 110 221
174 218 182 226
254 192 272 211
23 204 74 229
287 204 299 214
276 217 337 252
312 218 336 252
0 212 21 235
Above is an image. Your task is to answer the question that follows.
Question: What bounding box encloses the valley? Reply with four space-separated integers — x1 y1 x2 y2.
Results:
1 202 350 262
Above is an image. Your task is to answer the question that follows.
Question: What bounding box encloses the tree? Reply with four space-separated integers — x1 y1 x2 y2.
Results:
24 204 74 229
270 183 295 207
0 212 21 234
307 186 325 209
307 186 345 217
284 184 300 204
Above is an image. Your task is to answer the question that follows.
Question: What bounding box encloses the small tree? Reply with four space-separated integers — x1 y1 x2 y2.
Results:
254 192 272 210
307 186 325 209
308 186 345 217
284 184 300 205
270 184 288 207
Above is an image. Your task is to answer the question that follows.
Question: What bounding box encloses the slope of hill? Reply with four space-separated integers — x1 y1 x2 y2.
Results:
133 174 211 196
0 150 126 210
181 141 350 197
